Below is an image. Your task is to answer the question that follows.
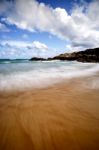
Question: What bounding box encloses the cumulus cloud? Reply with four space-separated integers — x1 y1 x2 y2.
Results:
32 41 48 51
1 0 99 51
0 40 30 48
0 40 50 58
0 40 48 49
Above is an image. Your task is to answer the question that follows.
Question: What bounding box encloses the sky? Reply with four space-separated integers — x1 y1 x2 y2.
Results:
0 0 99 59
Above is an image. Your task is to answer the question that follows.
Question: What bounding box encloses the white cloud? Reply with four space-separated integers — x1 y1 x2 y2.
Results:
0 40 50 58
0 40 48 50
32 41 48 51
1 0 99 51
0 40 30 48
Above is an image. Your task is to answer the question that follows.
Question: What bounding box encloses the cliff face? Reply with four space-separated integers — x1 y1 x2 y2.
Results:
30 47 99 63
52 48 99 62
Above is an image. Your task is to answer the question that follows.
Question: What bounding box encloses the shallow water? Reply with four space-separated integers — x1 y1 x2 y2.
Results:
0 60 99 91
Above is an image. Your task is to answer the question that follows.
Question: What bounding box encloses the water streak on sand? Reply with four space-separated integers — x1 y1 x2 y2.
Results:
0 77 99 150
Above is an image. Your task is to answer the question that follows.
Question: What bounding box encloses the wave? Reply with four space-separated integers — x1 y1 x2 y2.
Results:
0 62 99 92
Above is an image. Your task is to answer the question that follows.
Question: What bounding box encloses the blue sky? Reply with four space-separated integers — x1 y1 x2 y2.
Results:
0 0 99 59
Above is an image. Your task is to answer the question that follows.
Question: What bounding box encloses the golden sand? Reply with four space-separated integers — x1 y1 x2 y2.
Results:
0 77 99 150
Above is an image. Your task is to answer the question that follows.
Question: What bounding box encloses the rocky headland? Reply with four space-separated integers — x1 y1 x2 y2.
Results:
30 57 46 61
30 47 99 63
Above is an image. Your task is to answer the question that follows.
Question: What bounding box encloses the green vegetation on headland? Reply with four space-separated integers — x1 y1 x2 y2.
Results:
30 47 99 63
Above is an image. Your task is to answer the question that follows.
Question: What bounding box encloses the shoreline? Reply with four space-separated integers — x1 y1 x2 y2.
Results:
0 76 99 150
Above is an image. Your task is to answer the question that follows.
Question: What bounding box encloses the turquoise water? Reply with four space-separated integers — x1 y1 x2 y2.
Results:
0 60 99 91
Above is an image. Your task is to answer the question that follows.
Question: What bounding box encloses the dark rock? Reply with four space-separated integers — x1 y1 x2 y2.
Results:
51 47 99 63
30 47 99 63
30 57 46 61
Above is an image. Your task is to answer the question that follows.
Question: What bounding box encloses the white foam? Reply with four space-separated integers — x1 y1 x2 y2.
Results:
0 62 99 92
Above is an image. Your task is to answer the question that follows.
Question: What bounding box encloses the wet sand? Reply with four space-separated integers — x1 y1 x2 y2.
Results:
0 77 99 150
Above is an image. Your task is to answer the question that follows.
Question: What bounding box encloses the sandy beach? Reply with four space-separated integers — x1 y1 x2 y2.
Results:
0 76 99 150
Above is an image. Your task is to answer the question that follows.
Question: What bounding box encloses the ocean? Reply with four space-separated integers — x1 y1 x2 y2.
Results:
0 60 99 92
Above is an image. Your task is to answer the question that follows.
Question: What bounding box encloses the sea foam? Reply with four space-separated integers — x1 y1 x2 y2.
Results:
0 61 99 92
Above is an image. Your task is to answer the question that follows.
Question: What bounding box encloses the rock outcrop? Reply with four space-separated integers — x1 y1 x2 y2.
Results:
30 47 99 63
51 48 99 62
30 57 46 61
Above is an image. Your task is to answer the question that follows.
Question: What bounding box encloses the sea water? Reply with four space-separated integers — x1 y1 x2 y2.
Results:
0 60 99 92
